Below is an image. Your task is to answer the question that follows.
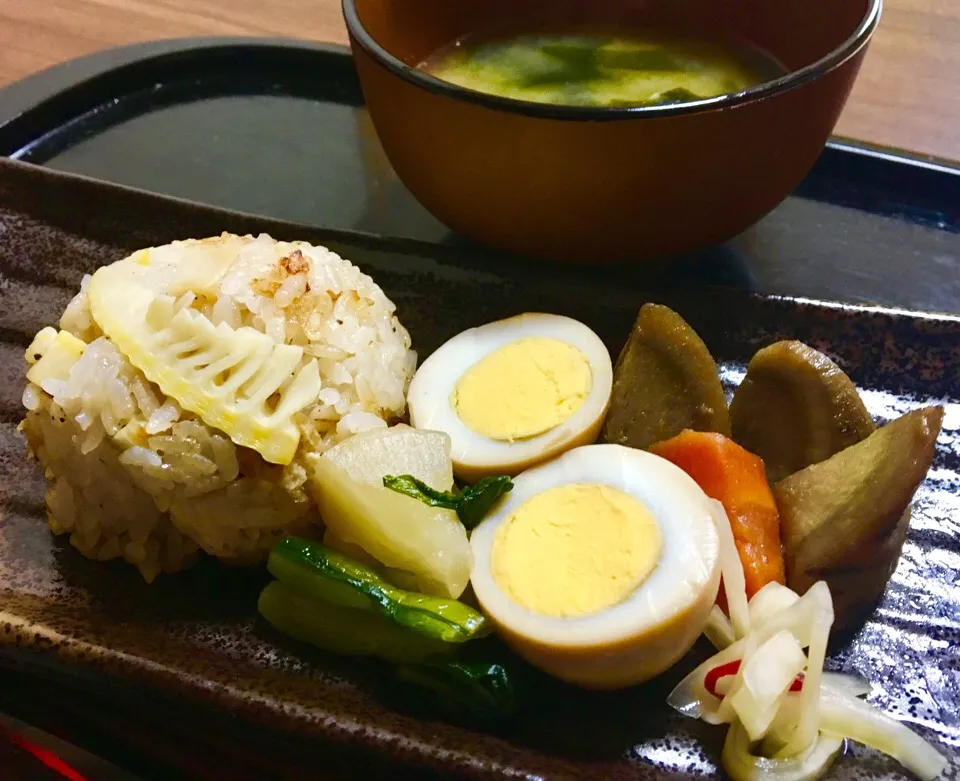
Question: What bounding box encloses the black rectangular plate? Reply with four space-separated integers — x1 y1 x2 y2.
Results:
0 157 958 781
0 37 958 314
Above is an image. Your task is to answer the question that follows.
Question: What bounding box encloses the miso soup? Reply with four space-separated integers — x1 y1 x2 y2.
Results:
421 32 783 108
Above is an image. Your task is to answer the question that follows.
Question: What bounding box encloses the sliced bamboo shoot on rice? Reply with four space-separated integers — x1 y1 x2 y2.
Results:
88 256 321 465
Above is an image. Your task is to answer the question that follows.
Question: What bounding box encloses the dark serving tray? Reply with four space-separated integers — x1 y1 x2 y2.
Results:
0 37 958 314
0 37 958 781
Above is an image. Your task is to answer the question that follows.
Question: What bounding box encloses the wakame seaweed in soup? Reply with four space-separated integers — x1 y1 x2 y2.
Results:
421 32 784 108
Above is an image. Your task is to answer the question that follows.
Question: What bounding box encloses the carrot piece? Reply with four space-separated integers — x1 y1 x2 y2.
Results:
650 430 786 601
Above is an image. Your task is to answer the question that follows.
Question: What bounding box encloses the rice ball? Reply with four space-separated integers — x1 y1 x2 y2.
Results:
19 233 416 581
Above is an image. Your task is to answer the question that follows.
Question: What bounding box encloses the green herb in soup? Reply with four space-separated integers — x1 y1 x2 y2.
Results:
422 33 780 108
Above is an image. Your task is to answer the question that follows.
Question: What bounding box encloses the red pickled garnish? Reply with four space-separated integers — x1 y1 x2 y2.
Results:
790 671 805 692
704 660 742 699
704 661 805 700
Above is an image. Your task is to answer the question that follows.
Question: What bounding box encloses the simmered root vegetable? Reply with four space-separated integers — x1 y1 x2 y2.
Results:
775 406 944 629
307 456 472 598
323 425 455 491
729 340 876 483
668 508 948 781
601 304 730 451
651 431 785 600
305 427 472 598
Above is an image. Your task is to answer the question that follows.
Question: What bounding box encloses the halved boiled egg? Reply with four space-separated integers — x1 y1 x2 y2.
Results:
470 444 721 690
407 313 613 482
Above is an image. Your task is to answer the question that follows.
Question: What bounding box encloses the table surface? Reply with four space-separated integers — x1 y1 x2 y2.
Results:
0 0 958 163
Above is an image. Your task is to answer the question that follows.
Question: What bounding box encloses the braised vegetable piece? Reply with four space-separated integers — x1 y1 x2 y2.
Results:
396 658 516 721
774 406 944 629
258 582 453 664
306 426 471 598
601 304 730 451
306 454 472 598
321 528 381 567
320 528 422 592
383 474 513 529
730 341 876 483
323 425 455 492
268 538 490 643
651 431 785 600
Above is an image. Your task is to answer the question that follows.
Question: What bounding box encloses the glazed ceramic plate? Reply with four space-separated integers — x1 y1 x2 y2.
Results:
0 159 957 779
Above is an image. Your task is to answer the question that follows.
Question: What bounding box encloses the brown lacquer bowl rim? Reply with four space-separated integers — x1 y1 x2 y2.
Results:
342 0 883 120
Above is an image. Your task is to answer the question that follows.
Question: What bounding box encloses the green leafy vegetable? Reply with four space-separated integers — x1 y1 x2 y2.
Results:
258 581 452 664
533 41 603 83
396 658 517 721
269 538 490 643
383 474 513 529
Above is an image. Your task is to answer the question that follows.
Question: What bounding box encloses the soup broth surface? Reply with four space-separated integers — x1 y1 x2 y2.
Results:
421 32 783 108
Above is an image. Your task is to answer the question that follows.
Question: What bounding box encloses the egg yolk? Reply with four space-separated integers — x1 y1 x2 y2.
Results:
451 337 592 441
490 483 662 618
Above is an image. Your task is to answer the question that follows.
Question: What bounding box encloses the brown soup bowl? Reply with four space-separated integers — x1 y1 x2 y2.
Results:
344 0 882 263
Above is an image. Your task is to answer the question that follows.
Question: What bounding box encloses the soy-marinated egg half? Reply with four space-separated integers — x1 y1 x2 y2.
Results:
406 314 613 482
470 444 721 690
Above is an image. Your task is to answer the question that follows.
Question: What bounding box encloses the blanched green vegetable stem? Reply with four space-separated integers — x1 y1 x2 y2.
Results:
268 538 490 643
258 581 452 664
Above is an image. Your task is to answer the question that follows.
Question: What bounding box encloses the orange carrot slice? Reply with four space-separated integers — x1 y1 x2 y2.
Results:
650 430 785 601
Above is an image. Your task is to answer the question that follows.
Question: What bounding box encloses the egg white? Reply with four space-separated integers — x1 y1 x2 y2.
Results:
470 444 721 650
406 313 613 480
